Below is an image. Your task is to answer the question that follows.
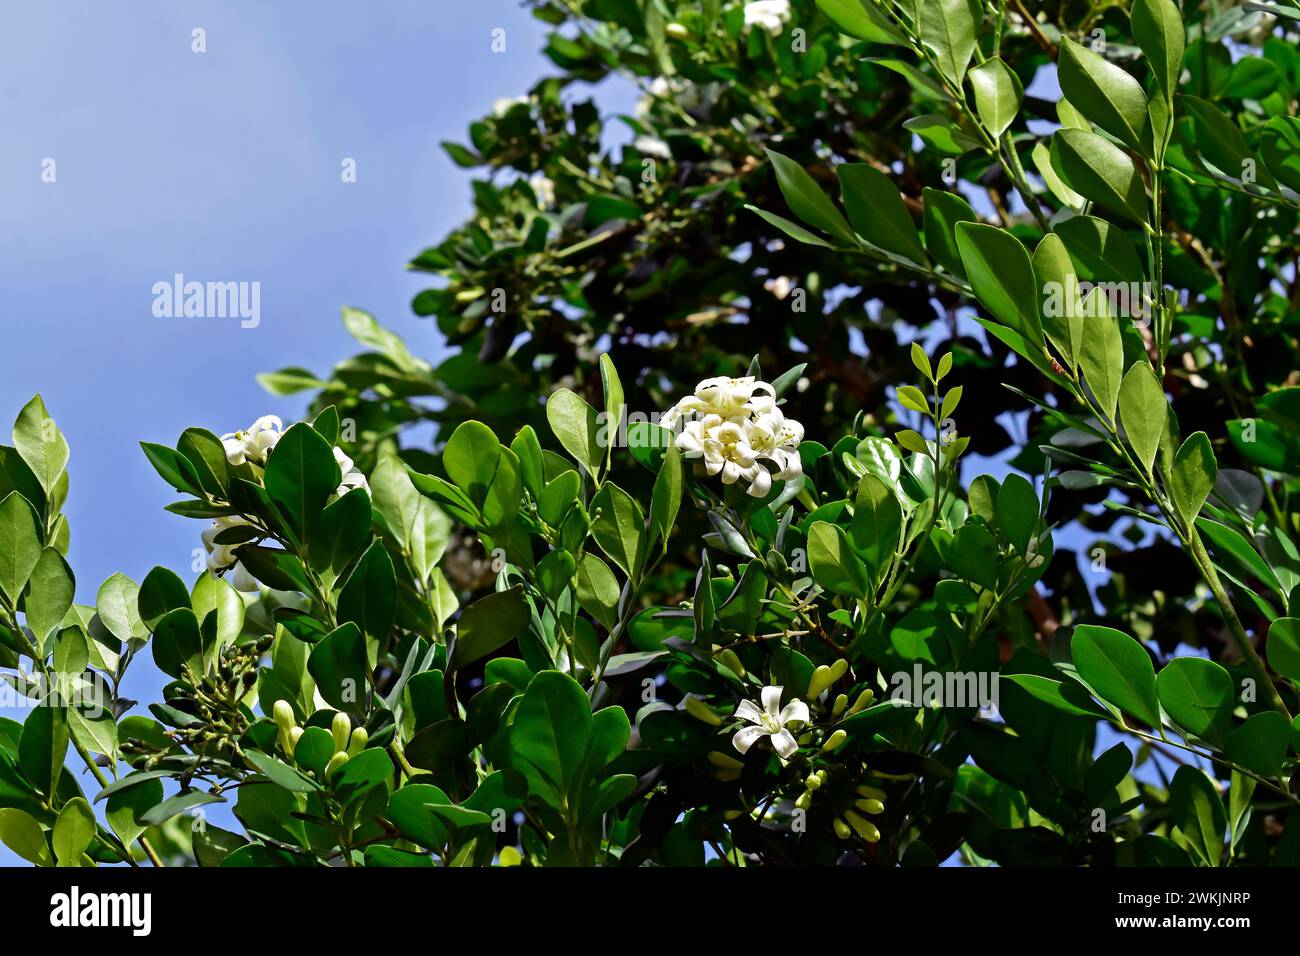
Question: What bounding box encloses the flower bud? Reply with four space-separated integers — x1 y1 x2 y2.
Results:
806 665 834 700
708 750 744 771
856 784 887 802
820 729 847 753
855 798 885 815
498 846 522 867
831 693 848 718
795 790 812 811
325 750 349 777
828 658 848 683
346 726 369 756
804 773 822 791
331 711 352 752
684 696 722 726
717 648 746 679
289 726 304 751
665 22 690 40
844 810 881 843
833 818 851 840
847 687 875 715
273 700 296 734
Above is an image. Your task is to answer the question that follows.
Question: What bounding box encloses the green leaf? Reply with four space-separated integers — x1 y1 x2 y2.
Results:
995 473 1039 556
948 523 998 589
1071 624 1161 728
263 422 341 541
955 222 1043 350
591 483 646 580
244 750 320 793
0 492 41 606
97 573 145 646
575 552 620 632
12 396 69 499
510 426 546 501
745 206 834 248
649 444 682 553
1169 432 1217 530
508 670 593 813
968 57 1023 140
1227 711 1289 778
307 622 368 715
1260 116 1300 194
598 354 624 448
442 421 501 508
546 388 602 477
1184 96 1273 188
451 585 531 669
1170 766 1226 867
52 797 95 866
1032 233 1084 370
848 474 901 582
1050 128 1148 224
765 148 855 244
336 541 396 655
814 0 906 43
0 808 51 866
1118 362 1166 473
1057 37 1150 154
19 702 68 798
141 789 223 827
1078 292 1125 424
24 547 73 649
917 0 976 85
836 163 927 265
1131 0 1185 101
1157 656 1235 747
105 777 163 850
309 487 373 580
1268 617 1300 685
807 521 870 598
151 607 204 680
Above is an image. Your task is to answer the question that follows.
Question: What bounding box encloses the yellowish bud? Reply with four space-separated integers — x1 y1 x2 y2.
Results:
708 750 744 771
665 21 690 40
346 726 369 756
325 750 349 777
804 773 822 791
714 766 742 782
795 791 812 810
684 696 723 727
717 648 746 679
831 693 848 718
498 846 522 867
331 711 352 751
847 688 875 715
820 729 847 753
289 726 304 751
273 700 296 734
828 658 849 683
855 798 885 815
806 665 835 700
833 818 851 840
856 784 887 802
844 810 881 843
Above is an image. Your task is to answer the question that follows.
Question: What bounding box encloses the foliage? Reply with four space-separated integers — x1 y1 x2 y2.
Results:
7 0 1300 866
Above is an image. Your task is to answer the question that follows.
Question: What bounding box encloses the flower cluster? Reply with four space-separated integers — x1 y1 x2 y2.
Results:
201 415 370 591
743 0 791 36
663 376 803 497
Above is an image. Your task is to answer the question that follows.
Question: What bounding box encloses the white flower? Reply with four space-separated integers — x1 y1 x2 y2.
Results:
529 173 555 209
743 0 791 36
733 686 808 759
491 96 528 117
201 514 260 592
333 446 370 497
764 275 792 299
664 374 803 497
633 135 671 160
220 415 283 466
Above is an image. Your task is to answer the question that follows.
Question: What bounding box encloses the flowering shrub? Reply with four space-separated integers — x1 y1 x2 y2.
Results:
5 0 1300 869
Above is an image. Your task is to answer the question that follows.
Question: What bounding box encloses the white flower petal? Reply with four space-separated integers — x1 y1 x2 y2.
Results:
780 699 810 726
771 728 799 759
761 685 784 719
732 725 767 755
734 699 765 724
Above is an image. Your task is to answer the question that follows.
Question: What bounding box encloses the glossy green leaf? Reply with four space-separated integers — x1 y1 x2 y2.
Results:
837 163 927 265
1157 656 1234 747
1071 624 1161 728
1050 128 1147 224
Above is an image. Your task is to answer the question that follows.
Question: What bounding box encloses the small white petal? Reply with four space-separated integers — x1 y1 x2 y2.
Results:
780 699 810 726
761 685 784 719
771 729 799 759
732 725 766 755
734 699 765 724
